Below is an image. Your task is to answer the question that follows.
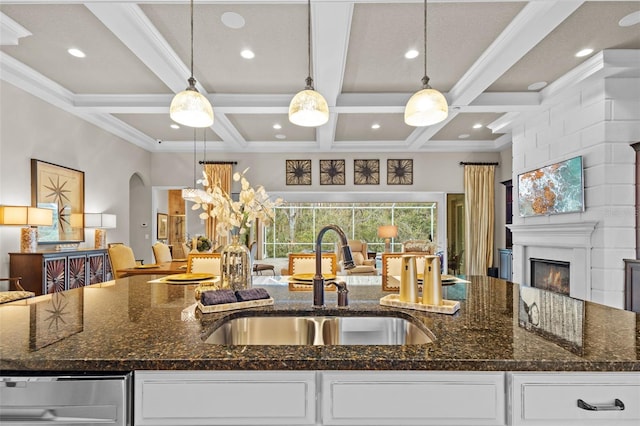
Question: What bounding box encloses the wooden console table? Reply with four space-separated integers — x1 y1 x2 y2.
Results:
9 249 112 295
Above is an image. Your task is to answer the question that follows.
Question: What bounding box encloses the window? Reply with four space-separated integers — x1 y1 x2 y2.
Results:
264 202 437 258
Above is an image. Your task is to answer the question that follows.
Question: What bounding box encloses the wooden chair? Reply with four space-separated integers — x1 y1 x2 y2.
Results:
381 252 431 291
152 242 172 263
187 253 221 275
283 253 337 276
108 244 137 278
0 277 35 304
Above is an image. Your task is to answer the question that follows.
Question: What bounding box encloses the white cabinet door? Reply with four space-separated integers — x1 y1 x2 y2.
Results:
135 371 316 426
321 371 506 425
509 372 640 425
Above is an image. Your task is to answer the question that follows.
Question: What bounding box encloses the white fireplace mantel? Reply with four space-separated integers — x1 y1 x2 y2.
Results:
507 222 597 301
508 222 597 247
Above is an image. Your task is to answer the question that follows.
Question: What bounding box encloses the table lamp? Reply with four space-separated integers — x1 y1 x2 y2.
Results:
377 225 398 253
0 205 54 252
85 213 117 249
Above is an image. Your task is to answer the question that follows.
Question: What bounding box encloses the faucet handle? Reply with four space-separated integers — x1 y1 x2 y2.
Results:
334 281 349 307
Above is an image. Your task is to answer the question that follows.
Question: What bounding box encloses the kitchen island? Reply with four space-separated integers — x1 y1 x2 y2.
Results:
0 274 637 372
1 275 638 425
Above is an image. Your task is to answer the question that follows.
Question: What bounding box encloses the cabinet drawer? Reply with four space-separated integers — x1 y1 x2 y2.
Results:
135 371 316 425
321 371 505 425
509 372 640 425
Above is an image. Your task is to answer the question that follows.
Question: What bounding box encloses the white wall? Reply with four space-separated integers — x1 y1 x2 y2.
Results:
510 64 639 308
0 81 152 278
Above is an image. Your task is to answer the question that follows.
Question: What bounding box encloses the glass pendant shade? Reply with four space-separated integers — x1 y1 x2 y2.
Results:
288 89 329 127
170 78 214 128
404 87 448 127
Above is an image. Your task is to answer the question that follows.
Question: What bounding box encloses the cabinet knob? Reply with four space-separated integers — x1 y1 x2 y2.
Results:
577 398 625 411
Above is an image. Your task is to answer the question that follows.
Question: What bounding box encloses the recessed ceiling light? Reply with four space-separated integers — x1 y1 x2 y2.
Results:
273 123 282 130
404 49 419 59
472 123 483 129
619 11 640 27
221 12 245 29
275 134 286 140
575 48 594 58
170 124 180 129
371 123 381 130
67 48 86 58
240 49 255 59
458 134 470 139
528 81 548 91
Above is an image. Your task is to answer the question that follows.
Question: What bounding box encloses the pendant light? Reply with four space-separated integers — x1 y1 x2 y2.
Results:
170 0 214 128
288 0 329 127
404 0 448 127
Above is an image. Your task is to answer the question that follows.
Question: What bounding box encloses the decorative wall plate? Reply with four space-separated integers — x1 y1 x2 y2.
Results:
319 159 345 185
387 159 413 185
354 159 380 185
286 159 312 185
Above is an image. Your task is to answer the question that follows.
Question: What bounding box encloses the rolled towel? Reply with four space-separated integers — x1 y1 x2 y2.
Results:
235 288 270 302
201 289 238 306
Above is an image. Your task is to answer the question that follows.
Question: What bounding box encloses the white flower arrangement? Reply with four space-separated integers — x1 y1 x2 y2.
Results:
193 168 282 238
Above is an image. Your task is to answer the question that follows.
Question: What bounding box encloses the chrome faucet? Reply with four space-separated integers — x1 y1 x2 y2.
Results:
314 224 355 307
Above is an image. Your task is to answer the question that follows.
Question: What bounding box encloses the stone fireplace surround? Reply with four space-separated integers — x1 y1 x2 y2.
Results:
508 222 597 301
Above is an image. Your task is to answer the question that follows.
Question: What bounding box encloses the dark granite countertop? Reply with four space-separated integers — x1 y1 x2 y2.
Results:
0 275 638 372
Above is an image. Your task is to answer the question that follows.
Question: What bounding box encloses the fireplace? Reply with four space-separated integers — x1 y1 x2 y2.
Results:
530 258 570 296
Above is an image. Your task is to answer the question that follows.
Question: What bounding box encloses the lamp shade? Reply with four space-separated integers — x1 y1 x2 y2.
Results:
288 89 329 127
377 225 398 239
170 85 214 128
0 206 53 226
84 213 116 229
404 87 449 126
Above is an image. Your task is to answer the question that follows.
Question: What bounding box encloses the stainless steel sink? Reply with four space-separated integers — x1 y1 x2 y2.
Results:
205 315 433 345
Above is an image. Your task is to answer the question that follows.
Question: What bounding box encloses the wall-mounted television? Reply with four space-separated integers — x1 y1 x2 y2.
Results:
517 156 584 217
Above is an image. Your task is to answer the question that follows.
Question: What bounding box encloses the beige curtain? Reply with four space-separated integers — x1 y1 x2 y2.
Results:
203 164 232 248
464 165 495 276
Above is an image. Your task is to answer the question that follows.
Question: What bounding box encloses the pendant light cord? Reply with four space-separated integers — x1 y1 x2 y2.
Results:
189 0 194 79
422 0 429 88
305 0 313 89
423 0 427 78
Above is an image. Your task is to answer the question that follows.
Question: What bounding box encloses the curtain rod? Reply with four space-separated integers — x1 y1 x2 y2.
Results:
459 161 499 166
199 161 238 165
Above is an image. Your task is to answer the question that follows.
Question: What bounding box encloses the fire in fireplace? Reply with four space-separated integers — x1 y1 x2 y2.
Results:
530 258 570 296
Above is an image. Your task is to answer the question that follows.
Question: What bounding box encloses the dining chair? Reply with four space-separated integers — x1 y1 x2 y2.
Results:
0 277 35 304
283 253 337 276
187 253 221 275
108 245 137 279
152 242 172 263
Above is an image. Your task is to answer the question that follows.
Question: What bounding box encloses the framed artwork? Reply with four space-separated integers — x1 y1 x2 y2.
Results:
354 159 380 185
157 213 168 240
387 159 413 185
286 159 312 185
319 159 345 185
31 159 85 244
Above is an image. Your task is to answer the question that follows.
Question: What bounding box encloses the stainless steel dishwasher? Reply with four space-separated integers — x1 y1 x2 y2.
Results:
0 373 131 425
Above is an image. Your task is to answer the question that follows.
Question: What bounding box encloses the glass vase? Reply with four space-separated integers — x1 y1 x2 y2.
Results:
221 235 252 291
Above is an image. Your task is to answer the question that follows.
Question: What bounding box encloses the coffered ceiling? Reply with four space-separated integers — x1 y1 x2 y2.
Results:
1 1 638 153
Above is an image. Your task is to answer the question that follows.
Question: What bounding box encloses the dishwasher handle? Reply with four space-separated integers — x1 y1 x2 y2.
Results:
1 405 117 423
